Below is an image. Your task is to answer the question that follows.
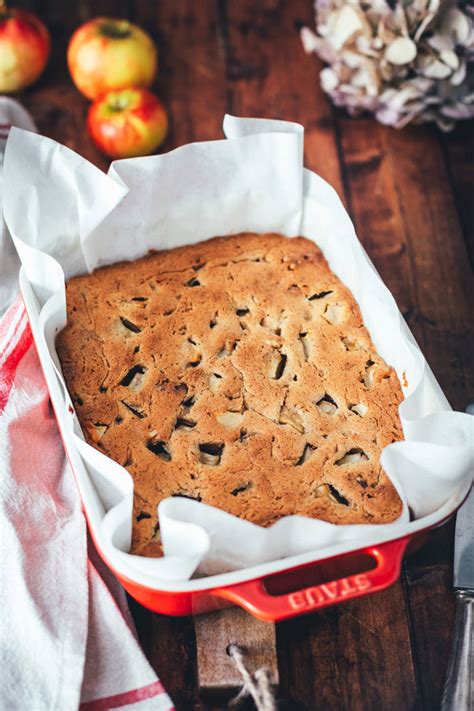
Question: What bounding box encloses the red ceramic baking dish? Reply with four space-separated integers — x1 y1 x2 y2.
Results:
19 268 470 622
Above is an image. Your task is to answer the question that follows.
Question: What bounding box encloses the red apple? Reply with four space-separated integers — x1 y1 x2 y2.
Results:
0 8 50 93
87 88 168 159
68 17 157 101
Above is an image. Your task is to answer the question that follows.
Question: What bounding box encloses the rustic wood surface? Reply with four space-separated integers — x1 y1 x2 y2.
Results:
16 1 473 709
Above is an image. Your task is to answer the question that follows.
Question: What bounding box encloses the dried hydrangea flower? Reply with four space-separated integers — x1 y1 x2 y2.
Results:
301 0 474 131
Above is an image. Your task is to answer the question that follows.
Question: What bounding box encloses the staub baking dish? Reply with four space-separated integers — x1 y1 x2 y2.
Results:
8 116 473 620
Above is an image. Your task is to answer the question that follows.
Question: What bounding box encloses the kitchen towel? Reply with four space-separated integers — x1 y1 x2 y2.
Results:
0 100 173 711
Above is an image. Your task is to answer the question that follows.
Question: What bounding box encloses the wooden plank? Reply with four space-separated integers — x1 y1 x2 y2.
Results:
278 584 419 711
337 116 415 317
383 125 473 411
440 123 474 268
194 607 278 698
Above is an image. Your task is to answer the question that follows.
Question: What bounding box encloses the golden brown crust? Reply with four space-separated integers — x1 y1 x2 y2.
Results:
56 233 404 555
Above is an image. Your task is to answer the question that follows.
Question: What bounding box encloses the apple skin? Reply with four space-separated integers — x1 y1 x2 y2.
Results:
0 9 50 93
87 88 168 159
68 17 157 100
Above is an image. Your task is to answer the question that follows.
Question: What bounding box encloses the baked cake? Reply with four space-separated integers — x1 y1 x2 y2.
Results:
56 233 404 556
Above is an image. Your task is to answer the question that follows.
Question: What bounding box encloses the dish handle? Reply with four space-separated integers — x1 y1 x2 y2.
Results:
214 536 411 622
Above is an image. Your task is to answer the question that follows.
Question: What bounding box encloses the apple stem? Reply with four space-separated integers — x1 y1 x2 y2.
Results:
99 20 132 40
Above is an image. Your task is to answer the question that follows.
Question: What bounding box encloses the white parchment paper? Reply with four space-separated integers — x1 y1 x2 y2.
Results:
4 116 473 581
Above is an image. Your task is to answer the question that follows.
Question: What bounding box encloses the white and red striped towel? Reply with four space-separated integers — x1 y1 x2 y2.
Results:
0 101 174 711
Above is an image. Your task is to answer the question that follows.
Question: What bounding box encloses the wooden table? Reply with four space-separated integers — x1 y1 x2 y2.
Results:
17 1 473 709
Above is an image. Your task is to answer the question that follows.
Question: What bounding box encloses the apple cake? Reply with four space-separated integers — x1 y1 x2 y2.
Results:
56 233 404 556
